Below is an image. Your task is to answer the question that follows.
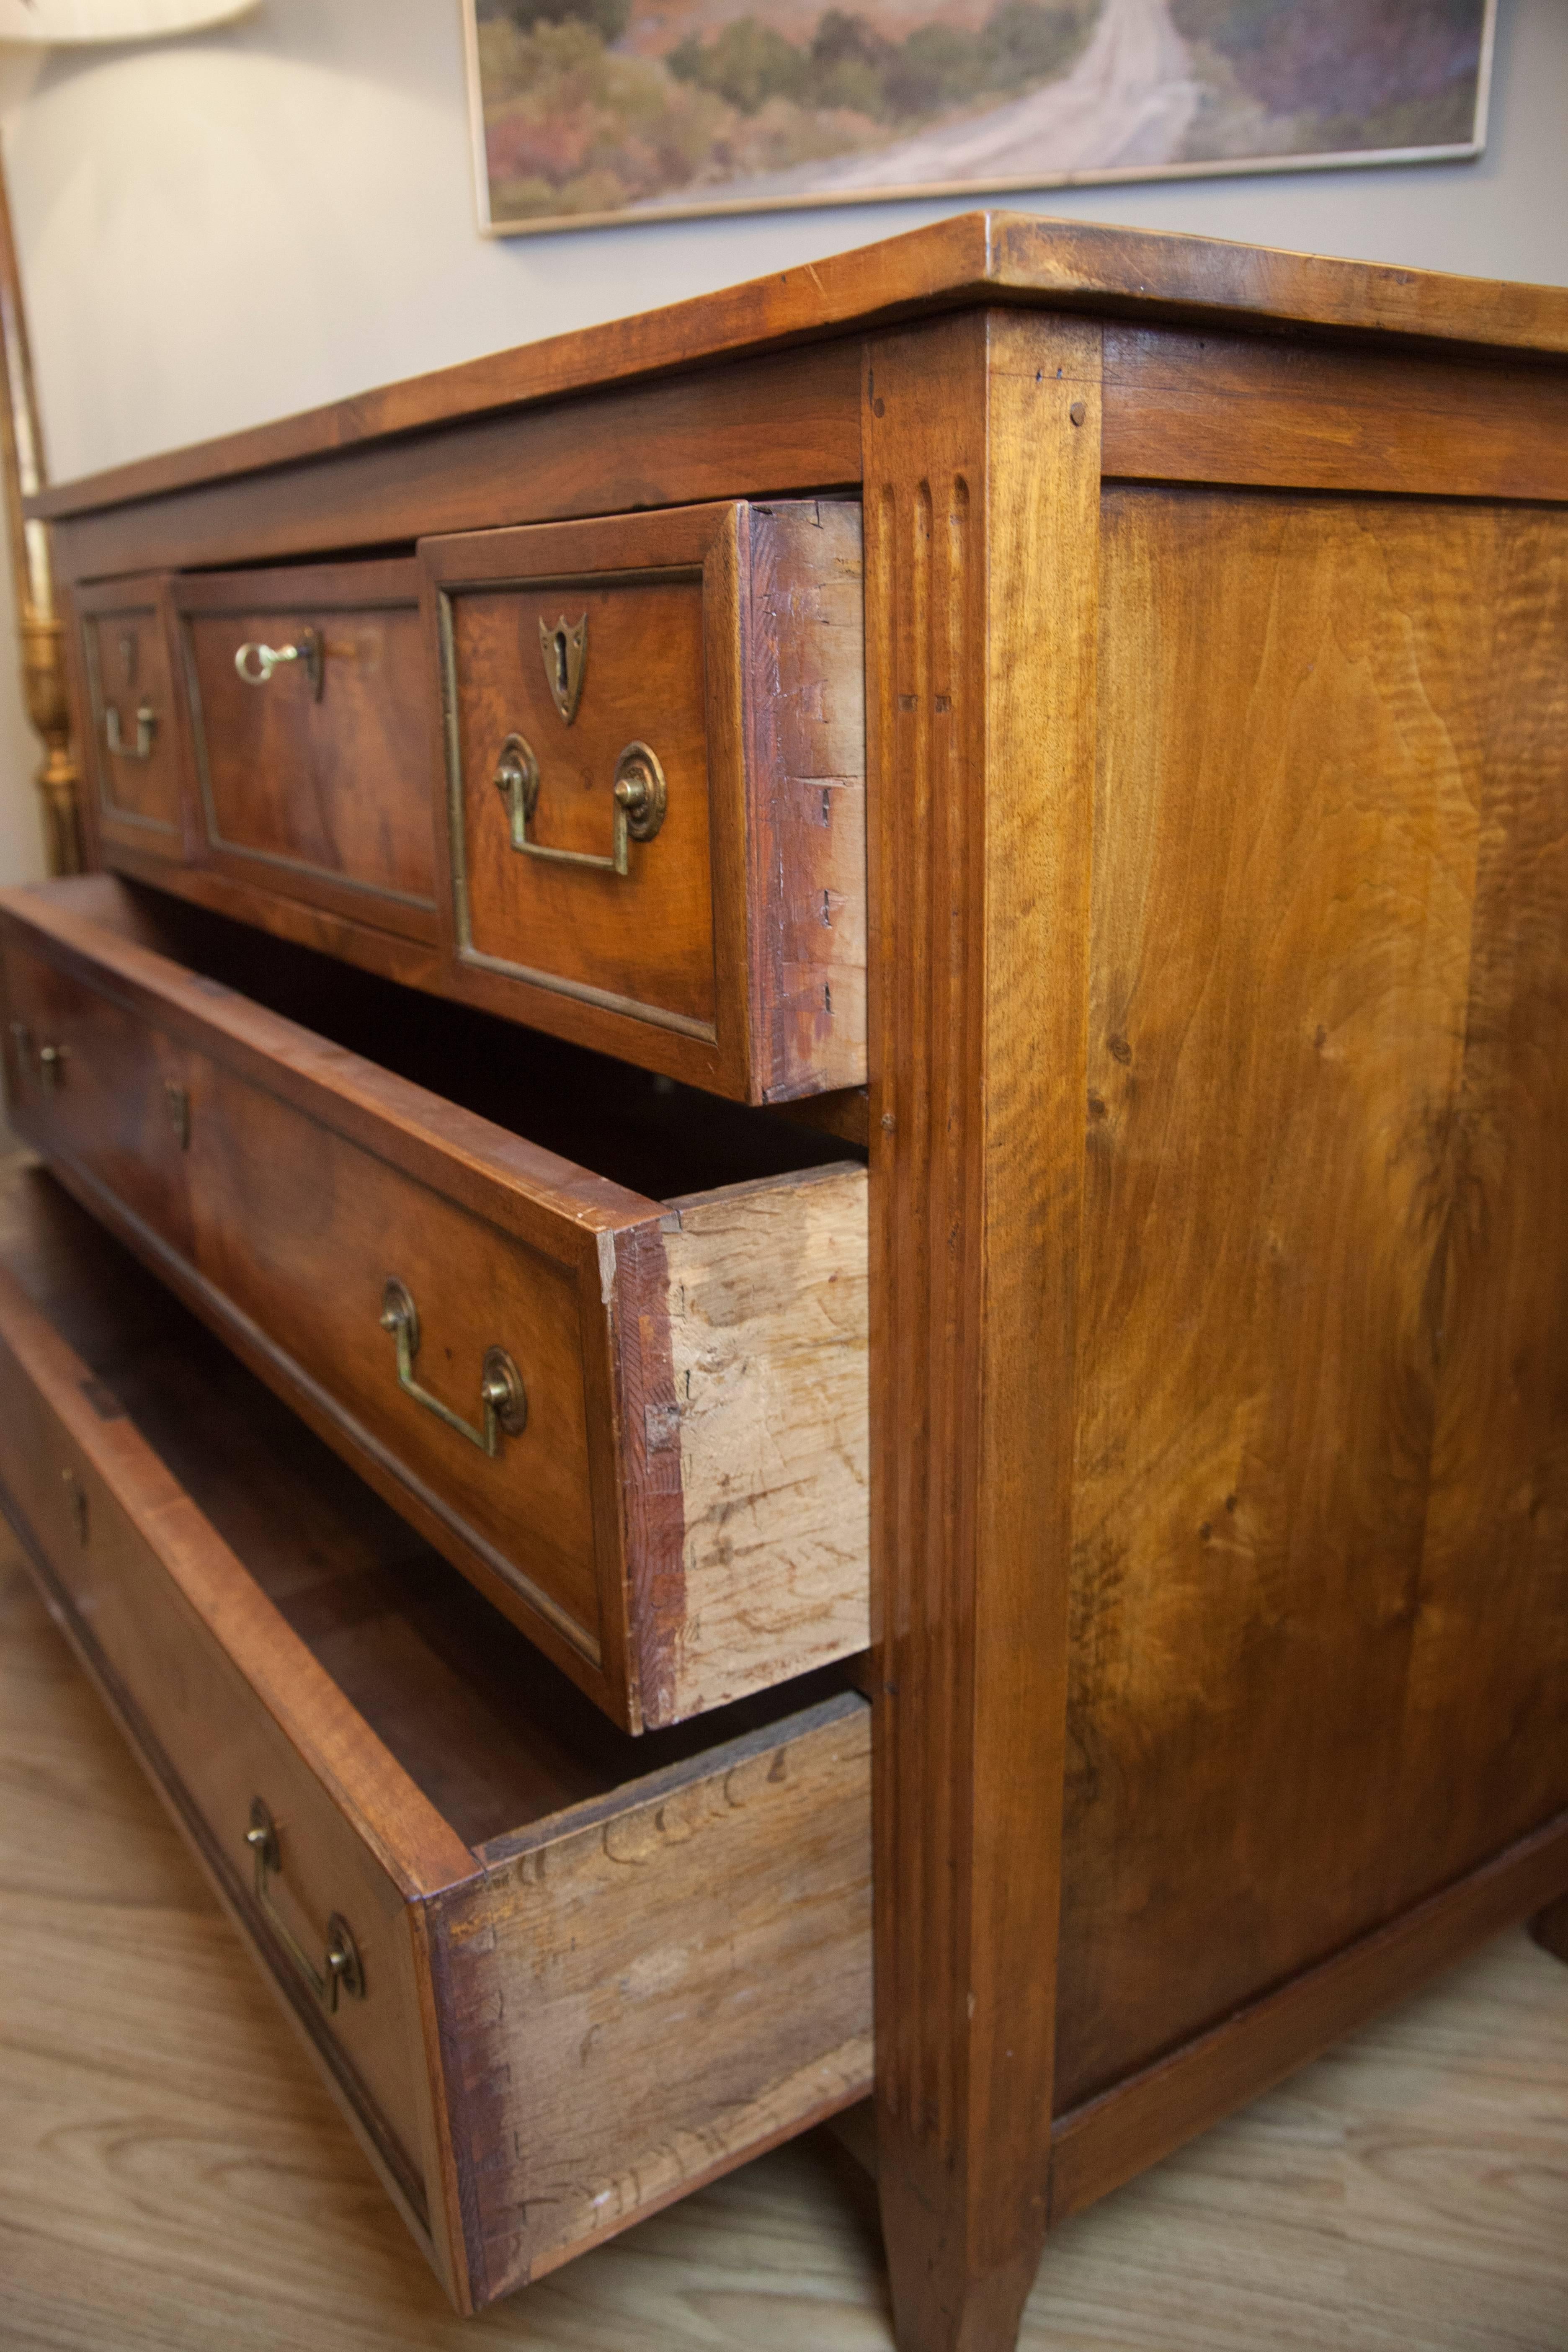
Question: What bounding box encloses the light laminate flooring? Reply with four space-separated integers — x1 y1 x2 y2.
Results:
2 1545 1566 2352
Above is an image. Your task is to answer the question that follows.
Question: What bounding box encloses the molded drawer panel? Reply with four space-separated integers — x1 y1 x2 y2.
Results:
68 575 188 856
425 498 866 1101
174 560 437 941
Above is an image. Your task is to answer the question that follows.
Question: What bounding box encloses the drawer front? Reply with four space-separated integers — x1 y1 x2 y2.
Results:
3 935 607 1670
426 500 866 1102
446 567 715 1029
0 1285 431 2202
185 1050 603 1645
3 938 196 1257
70 577 187 852
175 560 437 940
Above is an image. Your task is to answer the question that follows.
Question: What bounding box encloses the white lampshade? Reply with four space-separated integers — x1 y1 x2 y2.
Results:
0 0 258 39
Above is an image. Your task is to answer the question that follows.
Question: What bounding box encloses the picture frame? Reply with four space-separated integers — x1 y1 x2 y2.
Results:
462 0 1498 240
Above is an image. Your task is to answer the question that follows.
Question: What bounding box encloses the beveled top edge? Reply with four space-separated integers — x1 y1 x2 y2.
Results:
30 209 1568 524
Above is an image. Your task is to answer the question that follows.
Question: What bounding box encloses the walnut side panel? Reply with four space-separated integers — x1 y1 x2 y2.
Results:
1050 1804 1568 2226
426 1695 874 2308
1391 508 1568 1893
864 309 1101 2349
1056 489 1568 2113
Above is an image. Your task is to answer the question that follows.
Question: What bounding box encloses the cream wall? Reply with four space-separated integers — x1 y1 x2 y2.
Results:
1 0 1564 879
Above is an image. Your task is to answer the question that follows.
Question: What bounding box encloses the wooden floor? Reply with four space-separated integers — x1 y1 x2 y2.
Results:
3 1543 1566 2352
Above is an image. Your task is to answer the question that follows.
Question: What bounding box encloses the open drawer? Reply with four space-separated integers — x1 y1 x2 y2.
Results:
0 1159 872 2313
0 874 869 1730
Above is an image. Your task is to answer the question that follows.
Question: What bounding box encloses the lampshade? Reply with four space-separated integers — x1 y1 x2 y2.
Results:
0 0 258 39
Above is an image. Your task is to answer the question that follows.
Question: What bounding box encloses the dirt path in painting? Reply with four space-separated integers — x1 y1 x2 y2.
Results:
662 0 1200 202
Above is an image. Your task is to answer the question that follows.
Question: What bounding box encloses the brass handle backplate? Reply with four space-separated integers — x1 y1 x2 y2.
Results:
105 700 157 760
493 732 666 879
245 1798 364 2015
234 627 324 698
379 1277 526 1457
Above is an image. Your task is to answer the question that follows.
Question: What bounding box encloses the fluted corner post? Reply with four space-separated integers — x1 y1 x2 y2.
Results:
862 305 1102 2352
0 155 83 878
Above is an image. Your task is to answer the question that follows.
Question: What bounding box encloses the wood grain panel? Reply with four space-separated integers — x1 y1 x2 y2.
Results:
65 575 191 863
1101 326 1568 500
176 560 436 936
655 1163 870 1723
1059 488 1508 2112
426 498 866 1104
1050 1805 1568 2225
439 1693 873 2303
864 308 1101 2349
47 342 862 583
1389 510 1568 1893
2 931 197 1259
441 561 717 1032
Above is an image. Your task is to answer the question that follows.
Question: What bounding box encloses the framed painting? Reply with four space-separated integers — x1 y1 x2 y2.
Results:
462 0 1498 237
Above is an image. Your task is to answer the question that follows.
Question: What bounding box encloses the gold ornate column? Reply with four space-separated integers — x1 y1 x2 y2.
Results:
0 160 82 876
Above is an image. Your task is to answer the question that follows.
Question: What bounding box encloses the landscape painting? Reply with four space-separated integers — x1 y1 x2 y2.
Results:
464 0 1497 235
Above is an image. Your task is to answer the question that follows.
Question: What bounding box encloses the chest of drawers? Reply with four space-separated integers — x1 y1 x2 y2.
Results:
13 211 1568 2352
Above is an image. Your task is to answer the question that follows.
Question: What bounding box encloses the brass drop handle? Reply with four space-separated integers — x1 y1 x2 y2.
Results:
234 626 324 699
379 1277 527 1457
104 700 157 760
245 1798 364 2015
493 731 667 879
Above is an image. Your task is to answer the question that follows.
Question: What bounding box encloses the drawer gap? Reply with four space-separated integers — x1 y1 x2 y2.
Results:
106 879 864 1200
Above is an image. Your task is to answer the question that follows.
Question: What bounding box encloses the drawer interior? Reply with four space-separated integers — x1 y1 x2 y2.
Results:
0 1156 854 1850
85 876 861 1201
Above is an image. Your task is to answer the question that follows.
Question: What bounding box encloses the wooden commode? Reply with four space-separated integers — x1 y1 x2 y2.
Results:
8 212 1568 2350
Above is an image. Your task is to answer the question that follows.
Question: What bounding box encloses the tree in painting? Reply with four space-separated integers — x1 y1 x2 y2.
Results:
471 0 1491 228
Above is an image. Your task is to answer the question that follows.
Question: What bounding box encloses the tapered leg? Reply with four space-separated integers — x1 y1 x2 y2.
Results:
1530 1891 1568 1965
862 308 1102 2352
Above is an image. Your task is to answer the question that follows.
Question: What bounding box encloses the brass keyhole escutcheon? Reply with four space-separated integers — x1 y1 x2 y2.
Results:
538 611 587 725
